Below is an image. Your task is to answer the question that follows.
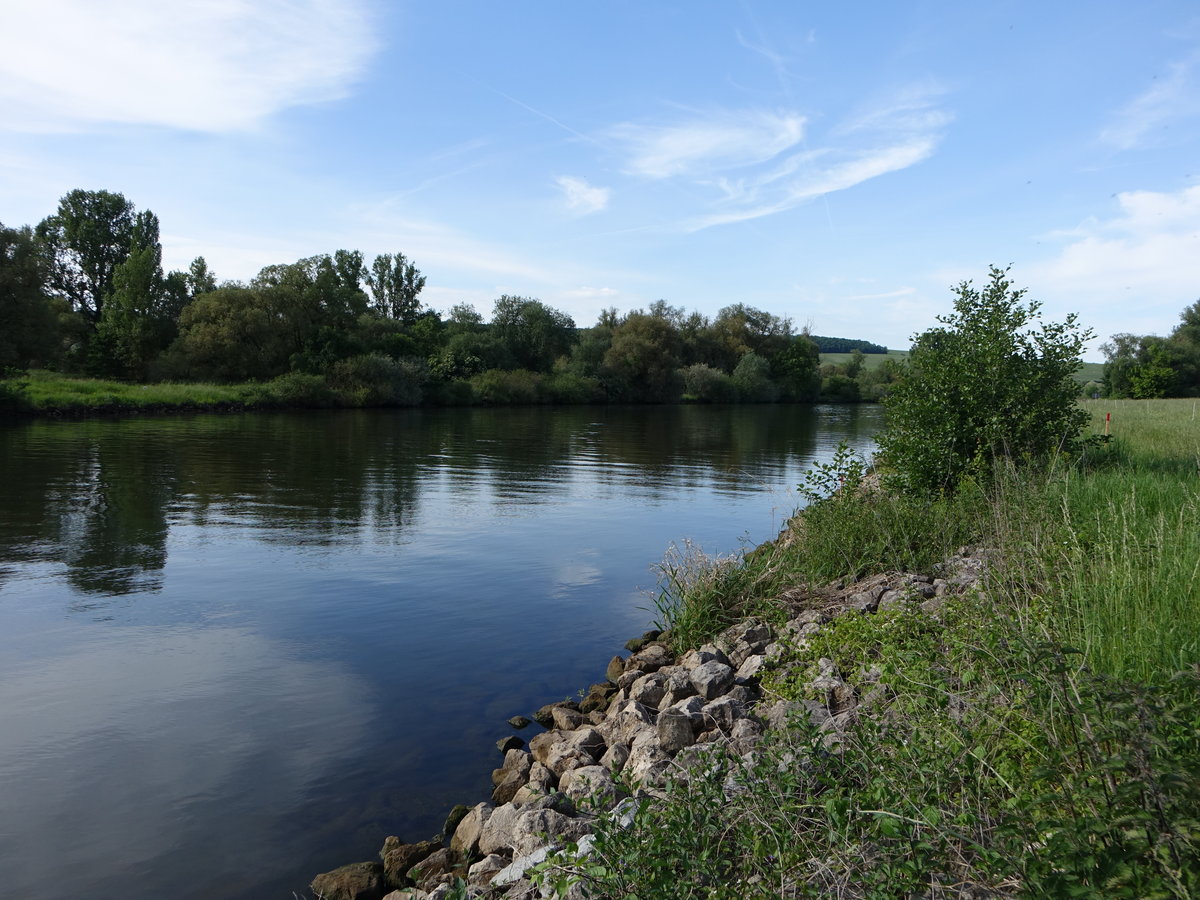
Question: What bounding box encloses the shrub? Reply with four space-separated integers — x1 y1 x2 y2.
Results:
469 368 545 405
327 353 426 407
255 372 336 408
877 266 1091 495
681 363 737 403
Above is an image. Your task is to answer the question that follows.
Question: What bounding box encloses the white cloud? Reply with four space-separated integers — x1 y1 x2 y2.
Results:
612 109 806 178
555 175 610 214
1027 184 1200 338
1101 51 1200 150
607 88 947 231
0 0 377 133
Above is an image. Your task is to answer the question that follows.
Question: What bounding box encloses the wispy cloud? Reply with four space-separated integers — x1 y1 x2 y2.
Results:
0 0 377 133
555 176 610 214
611 110 807 178
1101 51 1200 150
607 86 948 231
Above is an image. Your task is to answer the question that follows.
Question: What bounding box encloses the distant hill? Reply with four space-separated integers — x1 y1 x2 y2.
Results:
809 335 888 354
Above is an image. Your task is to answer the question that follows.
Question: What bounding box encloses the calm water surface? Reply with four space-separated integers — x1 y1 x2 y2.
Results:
0 404 882 898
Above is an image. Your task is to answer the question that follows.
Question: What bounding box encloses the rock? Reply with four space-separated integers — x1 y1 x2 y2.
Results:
441 804 470 841
311 861 387 900
627 643 672 673
628 671 668 708
599 741 629 772
381 837 441 889
877 590 910 613
467 854 508 886
511 760 557 805
529 730 568 765
791 608 830 626
623 637 647 652
381 890 426 900
690 660 735 700
450 803 493 856
615 668 644 690
579 682 617 714
559 764 623 809
606 655 626 683
846 590 880 613
643 629 663 642
479 802 524 855
921 596 949 617
511 808 592 858
407 848 460 894
735 654 767 681
533 700 579 728
624 729 671 786
507 714 533 729
702 696 745 735
565 726 607 760
551 706 588 730
494 749 533 783
605 699 656 744
496 735 524 753
664 694 705 726
657 706 696 755
492 767 528 805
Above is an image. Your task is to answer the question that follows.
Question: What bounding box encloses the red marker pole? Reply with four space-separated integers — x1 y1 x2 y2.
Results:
1105 412 1111 441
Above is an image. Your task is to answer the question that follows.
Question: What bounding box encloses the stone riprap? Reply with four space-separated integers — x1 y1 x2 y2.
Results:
310 548 992 900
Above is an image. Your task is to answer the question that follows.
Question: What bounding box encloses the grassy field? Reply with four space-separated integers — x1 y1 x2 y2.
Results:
549 398 1200 898
819 350 1106 385
3 370 255 413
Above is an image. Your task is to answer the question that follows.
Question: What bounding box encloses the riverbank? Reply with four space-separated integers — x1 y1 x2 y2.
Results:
308 399 1200 898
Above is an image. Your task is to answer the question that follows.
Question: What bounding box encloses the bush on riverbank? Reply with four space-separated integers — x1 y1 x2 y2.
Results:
565 399 1200 898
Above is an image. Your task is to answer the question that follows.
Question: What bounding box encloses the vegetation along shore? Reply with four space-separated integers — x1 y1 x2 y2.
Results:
301 270 1199 899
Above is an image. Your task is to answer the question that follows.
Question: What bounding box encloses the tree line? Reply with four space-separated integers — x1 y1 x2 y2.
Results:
1100 303 1200 398
0 188 890 407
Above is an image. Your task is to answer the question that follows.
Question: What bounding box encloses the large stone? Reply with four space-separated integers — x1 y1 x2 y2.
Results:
496 735 524 753
599 741 629 772
479 802 525 855
735 654 767 681
605 699 656 744
702 695 745 735
579 682 617 714
606 655 626 683
657 706 696 755
625 729 671 786
467 854 509 886
690 660 735 700
311 861 387 900
441 805 470 841
450 803 493 856
492 767 529 805
407 848 460 894
381 837 440 889
533 700 579 728
551 706 588 730
664 694 705 726
627 643 672 673
628 671 668 708
511 808 592 858
559 764 622 809
529 730 568 766
565 726 606 759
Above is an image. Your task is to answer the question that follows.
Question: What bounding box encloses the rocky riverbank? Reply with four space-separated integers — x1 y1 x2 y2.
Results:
309 549 993 900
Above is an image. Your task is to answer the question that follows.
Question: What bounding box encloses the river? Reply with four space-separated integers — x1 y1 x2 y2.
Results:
0 403 882 898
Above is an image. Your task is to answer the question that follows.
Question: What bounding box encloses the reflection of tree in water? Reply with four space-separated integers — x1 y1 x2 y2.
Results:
0 405 884 604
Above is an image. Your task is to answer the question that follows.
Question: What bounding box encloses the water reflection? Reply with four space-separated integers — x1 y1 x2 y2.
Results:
0 404 882 899
0 626 372 899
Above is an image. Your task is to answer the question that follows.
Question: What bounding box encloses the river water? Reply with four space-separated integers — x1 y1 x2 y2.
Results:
0 403 882 898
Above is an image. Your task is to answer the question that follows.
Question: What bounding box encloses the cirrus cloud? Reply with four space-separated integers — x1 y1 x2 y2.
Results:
555 175 610 214
0 0 378 133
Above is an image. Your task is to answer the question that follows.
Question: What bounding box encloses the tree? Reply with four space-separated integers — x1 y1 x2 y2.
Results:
35 189 138 325
0 223 62 369
366 252 426 324
490 296 576 372
877 266 1091 495
603 311 683 401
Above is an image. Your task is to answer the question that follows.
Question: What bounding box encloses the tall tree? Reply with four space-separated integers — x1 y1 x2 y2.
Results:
35 189 138 325
490 295 576 372
366 252 426 324
0 223 62 369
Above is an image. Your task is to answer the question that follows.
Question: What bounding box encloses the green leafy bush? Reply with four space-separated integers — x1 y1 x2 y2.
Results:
327 353 426 406
877 266 1091 495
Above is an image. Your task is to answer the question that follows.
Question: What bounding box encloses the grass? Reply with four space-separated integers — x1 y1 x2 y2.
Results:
3 369 256 413
554 397 1200 899
817 352 1105 386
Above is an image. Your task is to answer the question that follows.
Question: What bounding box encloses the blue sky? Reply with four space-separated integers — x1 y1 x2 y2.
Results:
2 1 1199 358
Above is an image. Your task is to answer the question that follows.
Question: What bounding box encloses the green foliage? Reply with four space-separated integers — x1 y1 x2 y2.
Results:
603 310 684 402
327 353 426 407
681 363 737 402
35 188 138 325
469 367 545 404
253 372 337 408
731 352 779 402
365 252 426 324
490 295 576 372
0 223 62 369
878 266 1091 495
